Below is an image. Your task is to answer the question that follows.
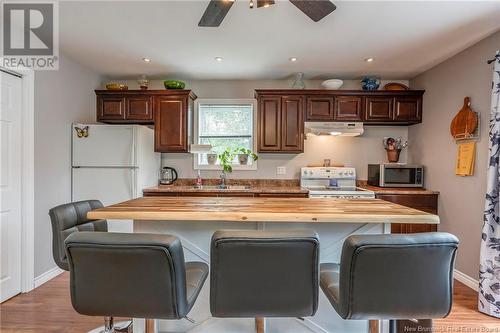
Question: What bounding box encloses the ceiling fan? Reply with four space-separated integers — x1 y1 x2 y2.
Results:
198 0 336 27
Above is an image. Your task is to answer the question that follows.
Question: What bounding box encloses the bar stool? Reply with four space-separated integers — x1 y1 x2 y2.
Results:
320 232 459 333
210 230 320 333
49 200 108 271
65 231 209 333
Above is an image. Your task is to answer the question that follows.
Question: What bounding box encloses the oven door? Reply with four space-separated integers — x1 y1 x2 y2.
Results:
381 166 423 187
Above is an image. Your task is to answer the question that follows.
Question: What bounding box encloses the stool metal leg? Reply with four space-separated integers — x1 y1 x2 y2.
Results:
103 317 113 333
255 317 266 333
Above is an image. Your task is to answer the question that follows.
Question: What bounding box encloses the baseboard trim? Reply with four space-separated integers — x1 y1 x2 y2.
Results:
454 268 478 292
34 267 64 289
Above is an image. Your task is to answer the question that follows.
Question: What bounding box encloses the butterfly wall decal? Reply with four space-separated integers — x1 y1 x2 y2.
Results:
74 126 89 138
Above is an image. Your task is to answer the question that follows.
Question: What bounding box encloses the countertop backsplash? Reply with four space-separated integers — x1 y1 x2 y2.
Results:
162 126 408 180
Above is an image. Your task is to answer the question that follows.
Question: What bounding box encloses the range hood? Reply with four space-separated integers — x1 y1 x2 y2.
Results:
305 122 364 137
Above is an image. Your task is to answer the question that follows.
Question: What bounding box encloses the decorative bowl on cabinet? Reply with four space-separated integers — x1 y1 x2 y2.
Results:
321 79 343 89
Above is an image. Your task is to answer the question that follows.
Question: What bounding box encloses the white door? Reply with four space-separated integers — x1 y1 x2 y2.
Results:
72 167 135 233
0 71 23 302
72 124 136 167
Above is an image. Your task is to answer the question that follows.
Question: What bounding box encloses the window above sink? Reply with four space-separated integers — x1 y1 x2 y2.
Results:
193 99 257 171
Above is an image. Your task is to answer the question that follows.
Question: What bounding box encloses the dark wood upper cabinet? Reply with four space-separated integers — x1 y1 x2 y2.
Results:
364 97 394 122
334 96 363 121
95 90 197 152
154 95 191 152
306 96 334 121
258 96 282 152
281 96 304 152
97 95 126 121
125 96 153 122
394 96 422 122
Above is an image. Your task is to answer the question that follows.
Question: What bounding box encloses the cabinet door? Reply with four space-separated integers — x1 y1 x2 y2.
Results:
364 97 393 122
125 96 153 122
306 96 334 121
376 194 438 233
334 96 363 121
97 95 126 121
258 96 281 152
154 96 188 152
394 96 422 123
281 96 304 152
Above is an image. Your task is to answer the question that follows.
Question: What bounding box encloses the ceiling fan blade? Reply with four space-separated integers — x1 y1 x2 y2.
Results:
289 0 336 22
257 0 275 8
198 0 235 27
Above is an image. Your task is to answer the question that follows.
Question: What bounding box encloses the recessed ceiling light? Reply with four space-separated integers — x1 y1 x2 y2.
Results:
289 57 298 62
142 58 151 63
215 57 223 62
365 57 374 63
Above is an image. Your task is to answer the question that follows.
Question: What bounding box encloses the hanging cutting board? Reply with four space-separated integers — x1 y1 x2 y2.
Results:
450 97 478 139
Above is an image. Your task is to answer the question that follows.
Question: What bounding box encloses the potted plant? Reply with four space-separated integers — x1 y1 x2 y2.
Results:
207 153 217 165
236 147 259 165
383 137 408 163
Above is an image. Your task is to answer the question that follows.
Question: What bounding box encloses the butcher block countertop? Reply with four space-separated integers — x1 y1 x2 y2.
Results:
357 181 440 195
87 197 439 224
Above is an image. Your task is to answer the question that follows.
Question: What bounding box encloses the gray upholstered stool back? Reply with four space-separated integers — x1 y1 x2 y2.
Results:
49 200 107 270
65 231 205 320
210 230 320 318
321 232 458 320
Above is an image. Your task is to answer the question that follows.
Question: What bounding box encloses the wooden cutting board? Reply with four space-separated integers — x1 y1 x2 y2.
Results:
450 97 478 139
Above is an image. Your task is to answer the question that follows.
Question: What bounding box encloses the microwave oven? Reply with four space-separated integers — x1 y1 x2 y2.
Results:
368 164 424 188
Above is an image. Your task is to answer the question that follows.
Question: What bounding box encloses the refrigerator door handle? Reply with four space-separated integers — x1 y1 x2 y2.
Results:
130 168 136 198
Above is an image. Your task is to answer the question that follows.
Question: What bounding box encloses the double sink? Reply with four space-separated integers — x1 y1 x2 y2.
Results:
191 185 252 191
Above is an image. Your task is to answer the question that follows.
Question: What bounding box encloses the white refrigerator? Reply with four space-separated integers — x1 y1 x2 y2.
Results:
71 124 160 232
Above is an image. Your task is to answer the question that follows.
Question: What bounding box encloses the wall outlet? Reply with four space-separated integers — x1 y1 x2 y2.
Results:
276 166 287 175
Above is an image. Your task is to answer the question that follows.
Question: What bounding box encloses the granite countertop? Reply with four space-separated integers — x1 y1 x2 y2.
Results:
357 181 440 195
143 178 308 195
88 197 439 224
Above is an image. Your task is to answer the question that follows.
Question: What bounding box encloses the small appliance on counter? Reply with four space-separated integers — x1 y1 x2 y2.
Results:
300 167 374 199
368 164 424 188
159 166 178 185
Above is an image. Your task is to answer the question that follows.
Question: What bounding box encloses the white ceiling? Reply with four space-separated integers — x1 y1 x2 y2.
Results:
59 0 500 80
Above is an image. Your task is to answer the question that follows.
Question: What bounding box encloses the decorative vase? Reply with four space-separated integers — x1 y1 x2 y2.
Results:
386 149 401 163
207 154 217 165
238 154 249 165
137 75 149 90
292 72 305 89
361 77 380 91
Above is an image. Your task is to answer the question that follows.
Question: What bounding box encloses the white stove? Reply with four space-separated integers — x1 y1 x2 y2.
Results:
300 167 375 199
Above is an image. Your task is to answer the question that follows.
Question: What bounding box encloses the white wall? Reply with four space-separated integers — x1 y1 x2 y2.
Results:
34 53 103 277
409 31 500 279
116 78 409 180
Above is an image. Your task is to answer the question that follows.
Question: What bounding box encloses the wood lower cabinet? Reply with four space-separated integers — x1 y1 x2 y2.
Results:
257 95 303 153
144 191 307 198
306 96 334 121
334 96 363 121
376 193 438 233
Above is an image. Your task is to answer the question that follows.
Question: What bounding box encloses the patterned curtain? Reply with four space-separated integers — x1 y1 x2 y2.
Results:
479 51 500 318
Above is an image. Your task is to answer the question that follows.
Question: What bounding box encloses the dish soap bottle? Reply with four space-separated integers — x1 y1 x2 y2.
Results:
196 170 202 188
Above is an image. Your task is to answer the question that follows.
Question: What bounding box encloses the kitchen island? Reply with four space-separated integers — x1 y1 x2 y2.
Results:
88 197 439 333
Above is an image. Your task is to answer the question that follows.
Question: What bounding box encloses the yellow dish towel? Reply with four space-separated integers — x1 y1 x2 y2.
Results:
456 141 476 176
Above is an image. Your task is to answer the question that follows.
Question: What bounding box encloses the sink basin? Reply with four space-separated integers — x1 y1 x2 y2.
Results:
192 185 252 190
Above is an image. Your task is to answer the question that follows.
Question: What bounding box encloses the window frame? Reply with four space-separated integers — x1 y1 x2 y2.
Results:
193 98 258 171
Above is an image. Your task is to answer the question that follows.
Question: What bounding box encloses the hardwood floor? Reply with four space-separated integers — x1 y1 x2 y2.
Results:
1 273 498 332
